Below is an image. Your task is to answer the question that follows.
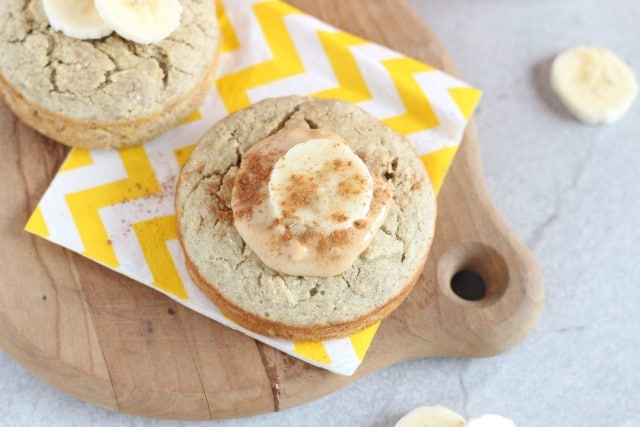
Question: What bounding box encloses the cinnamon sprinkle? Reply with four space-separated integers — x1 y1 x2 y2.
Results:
279 174 319 219
371 179 393 210
210 193 234 225
317 229 352 254
338 173 368 198
299 228 316 244
279 229 293 242
232 151 273 220
354 219 367 229
331 212 349 223
202 176 234 225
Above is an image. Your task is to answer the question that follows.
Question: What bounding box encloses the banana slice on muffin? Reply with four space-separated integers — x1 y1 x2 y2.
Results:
94 0 183 44
176 96 437 341
43 0 113 40
43 0 184 45
0 0 220 149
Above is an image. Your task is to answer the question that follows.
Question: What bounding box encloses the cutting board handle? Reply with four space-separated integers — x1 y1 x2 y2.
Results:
371 122 545 363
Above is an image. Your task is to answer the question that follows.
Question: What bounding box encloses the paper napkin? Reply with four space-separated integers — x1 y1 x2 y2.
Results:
25 0 481 375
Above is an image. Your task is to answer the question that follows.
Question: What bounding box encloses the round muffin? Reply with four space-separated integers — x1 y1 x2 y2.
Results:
176 96 437 341
0 0 219 149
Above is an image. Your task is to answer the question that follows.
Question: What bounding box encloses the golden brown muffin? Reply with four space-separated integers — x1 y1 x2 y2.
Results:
0 0 220 149
176 96 437 341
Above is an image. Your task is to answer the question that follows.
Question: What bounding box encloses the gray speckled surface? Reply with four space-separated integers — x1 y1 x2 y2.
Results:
2 1 640 426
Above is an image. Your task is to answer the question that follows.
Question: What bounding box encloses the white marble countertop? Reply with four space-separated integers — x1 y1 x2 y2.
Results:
2 1 639 426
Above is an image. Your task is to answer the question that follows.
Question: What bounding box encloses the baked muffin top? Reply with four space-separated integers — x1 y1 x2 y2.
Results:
0 0 219 122
176 96 437 340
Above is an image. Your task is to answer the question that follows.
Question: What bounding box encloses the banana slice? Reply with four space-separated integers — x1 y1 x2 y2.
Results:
43 0 113 40
395 406 465 427
268 137 374 231
94 0 183 44
551 46 638 125
465 414 516 427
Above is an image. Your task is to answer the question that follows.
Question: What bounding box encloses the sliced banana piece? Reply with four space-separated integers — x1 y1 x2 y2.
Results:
268 137 374 231
95 0 183 44
43 0 113 40
395 406 465 427
465 414 516 427
551 46 638 125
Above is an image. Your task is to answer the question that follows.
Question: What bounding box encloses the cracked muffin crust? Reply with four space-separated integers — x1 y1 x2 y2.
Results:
176 96 437 341
0 0 219 148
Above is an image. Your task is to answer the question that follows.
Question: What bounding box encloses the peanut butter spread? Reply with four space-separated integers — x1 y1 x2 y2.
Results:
0 0 218 121
231 128 392 277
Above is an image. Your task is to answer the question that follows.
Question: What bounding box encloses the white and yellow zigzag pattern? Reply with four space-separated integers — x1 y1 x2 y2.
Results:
25 0 481 376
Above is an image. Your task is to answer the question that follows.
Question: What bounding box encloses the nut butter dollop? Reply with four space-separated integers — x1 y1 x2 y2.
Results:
231 128 392 277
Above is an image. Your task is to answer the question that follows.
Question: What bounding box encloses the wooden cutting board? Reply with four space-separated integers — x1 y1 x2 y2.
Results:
0 0 544 420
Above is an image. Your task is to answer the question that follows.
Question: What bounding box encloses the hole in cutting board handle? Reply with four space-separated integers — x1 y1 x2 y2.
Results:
437 242 509 306
450 270 486 301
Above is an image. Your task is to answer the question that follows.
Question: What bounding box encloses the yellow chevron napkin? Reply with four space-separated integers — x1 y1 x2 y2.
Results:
25 0 480 376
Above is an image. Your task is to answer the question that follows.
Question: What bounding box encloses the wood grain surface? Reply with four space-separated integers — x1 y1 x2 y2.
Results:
0 0 544 420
